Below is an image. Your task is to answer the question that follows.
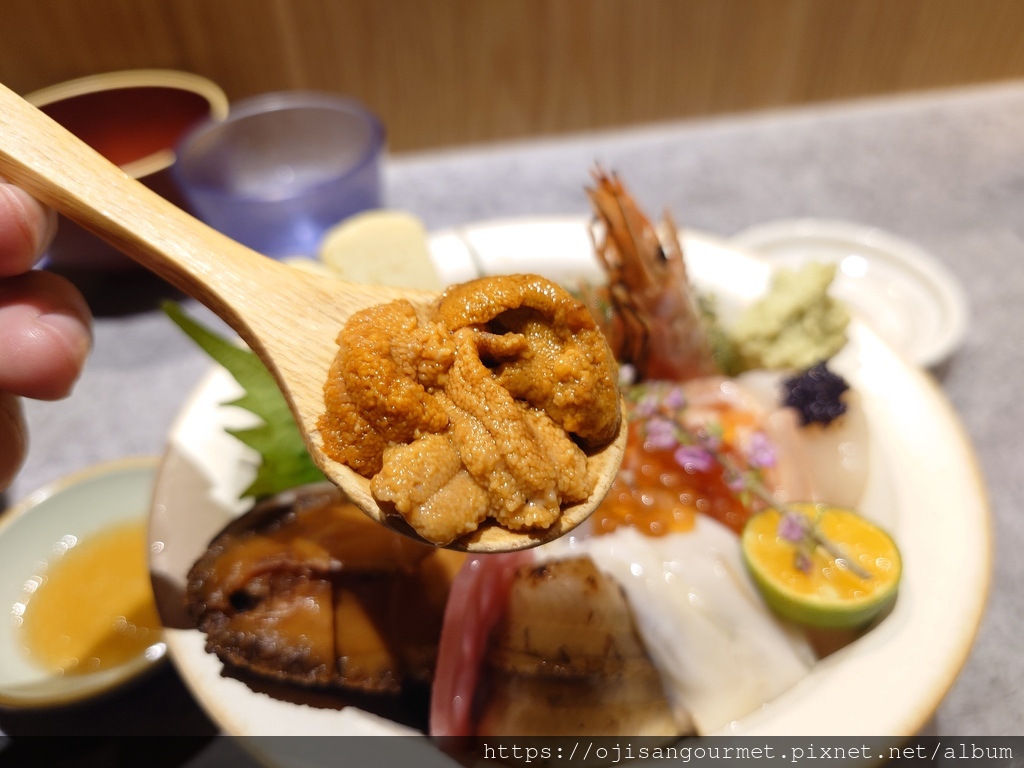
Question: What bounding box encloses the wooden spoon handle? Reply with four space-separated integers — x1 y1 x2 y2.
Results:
0 81 286 331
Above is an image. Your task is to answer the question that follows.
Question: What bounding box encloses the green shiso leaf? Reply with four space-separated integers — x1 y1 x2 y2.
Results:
162 301 325 499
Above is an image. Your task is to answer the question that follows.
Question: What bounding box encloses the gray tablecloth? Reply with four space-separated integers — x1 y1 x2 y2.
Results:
7 82 1023 737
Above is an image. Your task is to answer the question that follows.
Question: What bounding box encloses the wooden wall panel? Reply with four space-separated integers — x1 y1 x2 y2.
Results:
3 0 1024 153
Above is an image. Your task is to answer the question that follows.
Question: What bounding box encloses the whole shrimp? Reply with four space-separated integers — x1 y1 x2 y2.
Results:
584 167 869 535
585 168 718 382
584 167 817 536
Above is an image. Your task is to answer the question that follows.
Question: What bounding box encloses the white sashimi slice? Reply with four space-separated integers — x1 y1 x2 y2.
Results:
792 389 871 509
737 369 871 509
541 520 815 735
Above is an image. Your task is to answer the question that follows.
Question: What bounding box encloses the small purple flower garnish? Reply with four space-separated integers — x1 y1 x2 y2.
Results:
778 509 816 574
662 385 687 411
645 417 679 450
778 511 808 543
774 508 869 578
634 392 659 419
745 431 777 469
674 444 715 473
725 470 747 494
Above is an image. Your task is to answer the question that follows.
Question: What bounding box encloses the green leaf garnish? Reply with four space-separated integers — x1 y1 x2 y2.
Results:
163 302 325 499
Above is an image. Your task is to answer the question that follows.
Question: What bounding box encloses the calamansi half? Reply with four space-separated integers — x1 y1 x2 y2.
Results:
741 502 901 629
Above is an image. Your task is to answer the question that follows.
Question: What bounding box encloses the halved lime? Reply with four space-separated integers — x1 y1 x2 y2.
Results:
741 502 901 629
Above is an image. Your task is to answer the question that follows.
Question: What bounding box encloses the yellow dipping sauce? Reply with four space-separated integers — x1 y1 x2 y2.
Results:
16 520 162 675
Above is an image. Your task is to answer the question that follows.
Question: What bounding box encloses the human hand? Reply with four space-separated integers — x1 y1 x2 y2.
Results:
0 181 92 491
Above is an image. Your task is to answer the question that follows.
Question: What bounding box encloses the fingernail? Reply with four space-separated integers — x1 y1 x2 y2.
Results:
38 310 92 366
0 183 56 261
36 205 58 256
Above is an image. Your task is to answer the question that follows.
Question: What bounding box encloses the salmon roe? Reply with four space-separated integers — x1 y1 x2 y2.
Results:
594 420 755 537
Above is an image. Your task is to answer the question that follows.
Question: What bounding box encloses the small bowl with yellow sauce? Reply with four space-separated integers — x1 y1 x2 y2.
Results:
0 457 166 709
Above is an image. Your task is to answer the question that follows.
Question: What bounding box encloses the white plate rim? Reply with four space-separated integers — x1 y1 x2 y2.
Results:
150 217 991 739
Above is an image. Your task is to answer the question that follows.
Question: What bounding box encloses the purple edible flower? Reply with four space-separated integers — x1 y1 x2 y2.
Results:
634 392 659 419
744 431 777 469
645 417 679 450
725 470 747 493
778 511 808 543
674 444 715 473
662 385 686 411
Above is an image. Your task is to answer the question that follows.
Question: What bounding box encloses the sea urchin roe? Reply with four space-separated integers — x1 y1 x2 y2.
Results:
318 274 621 545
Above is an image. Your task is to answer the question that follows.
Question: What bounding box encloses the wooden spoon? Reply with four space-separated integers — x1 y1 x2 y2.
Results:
0 83 625 552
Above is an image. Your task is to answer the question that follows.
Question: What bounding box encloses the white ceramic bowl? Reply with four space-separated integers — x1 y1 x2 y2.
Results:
151 220 990 739
0 457 167 708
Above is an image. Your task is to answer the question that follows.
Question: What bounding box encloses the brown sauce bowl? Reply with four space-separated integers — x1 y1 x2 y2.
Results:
26 70 229 271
